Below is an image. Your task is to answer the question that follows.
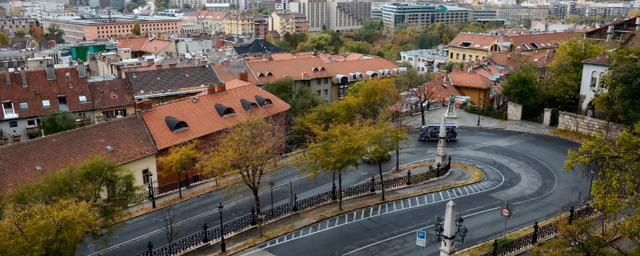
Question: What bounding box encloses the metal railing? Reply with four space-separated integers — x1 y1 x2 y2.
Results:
137 160 452 256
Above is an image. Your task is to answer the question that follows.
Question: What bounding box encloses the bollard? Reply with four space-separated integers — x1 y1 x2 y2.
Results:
370 176 375 192
250 207 257 226
202 223 209 243
147 241 153 255
406 170 412 185
292 194 299 212
532 221 539 244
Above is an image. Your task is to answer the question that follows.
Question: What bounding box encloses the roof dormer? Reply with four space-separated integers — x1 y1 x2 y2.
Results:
215 103 236 117
165 116 189 132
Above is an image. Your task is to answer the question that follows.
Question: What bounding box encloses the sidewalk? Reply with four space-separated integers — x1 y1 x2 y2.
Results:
404 108 553 135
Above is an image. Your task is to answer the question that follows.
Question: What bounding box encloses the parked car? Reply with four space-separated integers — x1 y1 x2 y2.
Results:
418 123 458 142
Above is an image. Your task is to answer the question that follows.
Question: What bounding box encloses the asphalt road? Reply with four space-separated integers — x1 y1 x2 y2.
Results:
78 127 589 256
239 128 591 256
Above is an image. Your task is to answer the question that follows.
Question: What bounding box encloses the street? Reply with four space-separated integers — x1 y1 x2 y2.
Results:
78 127 588 256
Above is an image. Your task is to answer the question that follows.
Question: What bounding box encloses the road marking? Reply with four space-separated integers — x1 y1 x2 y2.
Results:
393 202 397 211
369 207 373 216
353 212 357 221
385 203 388 213
423 194 429 204
377 205 381 215
439 191 443 201
431 193 435 203
401 199 405 208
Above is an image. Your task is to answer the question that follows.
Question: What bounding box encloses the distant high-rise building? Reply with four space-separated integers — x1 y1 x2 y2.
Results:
290 0 371 32
381 3 470 31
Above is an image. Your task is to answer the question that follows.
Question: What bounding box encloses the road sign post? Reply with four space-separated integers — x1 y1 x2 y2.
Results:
501 202 512 238
416 230 427 247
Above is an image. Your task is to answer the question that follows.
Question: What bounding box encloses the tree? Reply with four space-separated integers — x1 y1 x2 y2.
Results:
560 123 640 254
339 40 369 54
461 23 485 33
0 199 99 256
0 32 9 45
593 48 640 125
30 26 44 40
265 78 321 149
13 30 25 39
155 0 169 10
158 141 200 199
132 23 141 36
45 25 65 43
306 122 368 209
502 64 543 118
298 30 343 54
364 121 407 201
545 39 604 109
532 218 613 256
352 19 383 43
9 157 136 223
201 119 282 214
395 67 432 126
160 206 176 243
41 112 76 135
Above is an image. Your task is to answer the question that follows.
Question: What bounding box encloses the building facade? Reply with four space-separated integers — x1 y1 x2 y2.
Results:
495 6 550 22
400 46 449 73
42 16 182 42
381 3 471 31
0 17 37 37
290 0 371 32
269 12 309 35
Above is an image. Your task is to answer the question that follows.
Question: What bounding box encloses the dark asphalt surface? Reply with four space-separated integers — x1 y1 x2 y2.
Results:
238 128 590 256
78 127 589 256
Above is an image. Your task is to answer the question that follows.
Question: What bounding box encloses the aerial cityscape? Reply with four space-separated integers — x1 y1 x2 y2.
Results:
0 0 638 255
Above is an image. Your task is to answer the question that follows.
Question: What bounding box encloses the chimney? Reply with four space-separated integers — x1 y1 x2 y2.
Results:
135 100 153 112
239 70 249 82
45 63 56 80
606 25 614 41
216 83 226 93
20 67 27 87
77 62 87 78
207 85 216 95
3 61 10 85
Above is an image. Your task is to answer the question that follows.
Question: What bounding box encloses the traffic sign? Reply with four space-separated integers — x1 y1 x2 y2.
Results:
416 230 426 247
501 207 511 218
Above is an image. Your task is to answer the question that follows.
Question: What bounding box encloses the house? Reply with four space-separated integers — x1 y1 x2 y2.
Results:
89 79 136 123
115 37 177 58
0 116 158 193
449 69 493 108
448 31 579 63
140 83 289 187
326 55 402 100
584 16 640 47
126 65 222 104
400 46 449 73
0 64 94 144
579 54 609 112
269 12 309 36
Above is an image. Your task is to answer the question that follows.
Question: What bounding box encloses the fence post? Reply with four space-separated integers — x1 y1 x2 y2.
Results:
532 221 539 244
147 176 156 209
370 176 375 192
292 194 299 212
202 223 209 243
436 163 441 177
406 170 412 185
447 156 452 170
568 206 575 224
492 239 498 256
147 241 153 256
250 207 257 226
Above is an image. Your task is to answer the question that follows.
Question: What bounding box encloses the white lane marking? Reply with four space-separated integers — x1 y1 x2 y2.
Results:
385 203 388 213
369 207 373 216
431 193 435 203
463 186 470 195
361 209 365 219
439 191 443 201
423 194 429 203
401 199 405 209
377 205 381 215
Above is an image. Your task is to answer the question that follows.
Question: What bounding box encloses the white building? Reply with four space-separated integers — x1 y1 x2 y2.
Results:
579 54 608 111
290 0 371 32
400 45 449 73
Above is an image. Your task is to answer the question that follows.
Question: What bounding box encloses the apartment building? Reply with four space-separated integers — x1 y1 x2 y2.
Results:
381 3 471 31
290 0 371 32
269 12 309 35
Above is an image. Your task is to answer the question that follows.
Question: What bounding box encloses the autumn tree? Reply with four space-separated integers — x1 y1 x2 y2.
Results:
30 26 44 40
0 32 9 45
545 39 604 109
556 123 640 254
132 23 141 36
364 121 407 201
158 141 200 199
0 199 99 256
201 119 282 214
502 64 543 118
593 48 640 125
395 67 433 126
532 218 614 256
13 30 25 39
9 157 136 223
305 122 368 209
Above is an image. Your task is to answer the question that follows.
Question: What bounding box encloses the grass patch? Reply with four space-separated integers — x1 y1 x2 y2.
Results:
550 129 593 143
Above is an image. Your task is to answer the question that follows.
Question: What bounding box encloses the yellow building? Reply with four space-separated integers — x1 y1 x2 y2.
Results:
269 12 309 35
447 31 579 63
224 12 255 35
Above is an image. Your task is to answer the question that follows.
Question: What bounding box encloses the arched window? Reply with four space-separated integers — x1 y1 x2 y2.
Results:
590 71 598 88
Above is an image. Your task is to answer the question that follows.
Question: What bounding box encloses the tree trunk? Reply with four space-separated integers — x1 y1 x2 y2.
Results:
252 188 262 215
378 161 385 201
420 103 426 126
338 170 343 210
177 171 182 199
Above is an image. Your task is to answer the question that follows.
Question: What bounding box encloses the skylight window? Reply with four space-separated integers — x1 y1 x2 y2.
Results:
255 95 272 107
240 99 258 111
459 42 472 47
165 116 189 132
215 103 236 117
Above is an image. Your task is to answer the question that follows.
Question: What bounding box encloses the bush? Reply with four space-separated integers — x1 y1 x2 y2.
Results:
466 106 507 120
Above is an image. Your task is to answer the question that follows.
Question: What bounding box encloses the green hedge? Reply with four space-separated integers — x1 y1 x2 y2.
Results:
466 106 507 120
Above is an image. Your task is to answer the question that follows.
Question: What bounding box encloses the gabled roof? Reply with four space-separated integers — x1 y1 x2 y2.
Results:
141 84 290 149
326 57 399 82
0 67 94 120
0 116 157 192
582 54 609 67
424 73 463 100
449 32 580 51
246 56 332 84
449 33 503 50
509 32 579 51
450 70 492 90
126 65 221 97
233 38 282 56
89 79 135 110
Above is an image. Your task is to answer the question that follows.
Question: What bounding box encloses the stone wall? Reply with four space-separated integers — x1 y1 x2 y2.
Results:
558 111 624 139
507 101 522 121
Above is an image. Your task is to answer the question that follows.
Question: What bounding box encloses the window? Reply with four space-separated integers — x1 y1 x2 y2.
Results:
456 53 459 60
324 89 328 95
78 95 88 103
19 102 28 109
27 119 35 126
590 71 598 88
142 169 150 184
57 96 69 112
317 90 321 95
9 121 17 127
42 99 50 108
462 54 466 61
2 101 16 117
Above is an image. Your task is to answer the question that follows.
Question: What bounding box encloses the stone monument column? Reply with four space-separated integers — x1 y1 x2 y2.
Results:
440 200 456 256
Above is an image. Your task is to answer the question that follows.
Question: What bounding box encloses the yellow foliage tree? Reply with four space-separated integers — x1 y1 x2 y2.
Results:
158 141 201 199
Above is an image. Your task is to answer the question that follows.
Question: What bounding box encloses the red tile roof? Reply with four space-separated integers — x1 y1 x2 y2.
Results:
509 32 580 51
449 33 503 50
582 54 609 66
326 57 399 82
450 70 492 89
247 57 332 83
116 37 173 54
141 84 290 150
89 79 135 110
449 32 580 52
0 116 157 191
425 73 463 100
0 67 94 120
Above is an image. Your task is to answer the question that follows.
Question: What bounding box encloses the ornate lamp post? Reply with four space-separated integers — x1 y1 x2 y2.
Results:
145 172 156 209
218 201 226 253
434 201 468 256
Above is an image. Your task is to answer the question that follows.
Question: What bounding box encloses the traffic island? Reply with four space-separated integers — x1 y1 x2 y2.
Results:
186 162 484 256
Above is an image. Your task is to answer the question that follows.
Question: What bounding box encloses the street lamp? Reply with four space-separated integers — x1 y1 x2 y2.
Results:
433 214 468 246
145 172 156 209
218 201 226 253
588 168 595 200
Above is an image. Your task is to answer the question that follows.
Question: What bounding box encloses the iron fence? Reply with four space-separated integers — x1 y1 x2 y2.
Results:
481 204 596 256
137 160 452 256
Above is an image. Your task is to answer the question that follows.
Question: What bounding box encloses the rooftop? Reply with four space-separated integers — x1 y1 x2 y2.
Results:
88 79 135 110
42 15 180 25
127 65 221 98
